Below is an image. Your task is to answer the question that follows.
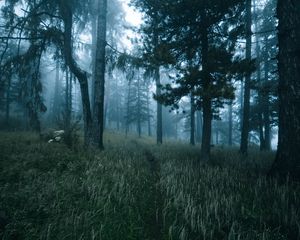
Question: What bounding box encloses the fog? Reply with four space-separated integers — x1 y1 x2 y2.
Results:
0 0 279 149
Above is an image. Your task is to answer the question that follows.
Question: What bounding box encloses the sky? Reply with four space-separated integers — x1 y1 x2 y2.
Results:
120 0 142 51
122 0 142 27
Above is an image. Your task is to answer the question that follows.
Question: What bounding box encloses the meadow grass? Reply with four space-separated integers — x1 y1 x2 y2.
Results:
0 131 299 240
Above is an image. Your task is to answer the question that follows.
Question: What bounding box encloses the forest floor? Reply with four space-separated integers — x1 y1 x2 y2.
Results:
0 131 300 240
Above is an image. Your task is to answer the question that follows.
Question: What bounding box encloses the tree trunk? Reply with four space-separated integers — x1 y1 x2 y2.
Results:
190 93 195 145
137 70 142 137
93 0 107 149
269 0 300 180
155 67 163 144
69 72 73 121
200 23 212 161
253 1 266 151
147 85 152 137
59 1 93 146
104 73 111 129
5 75 11 124
239 79 244 129
116 78 120 131
201 97 212 161
125 81 131 136
91 14 97 111
228 101 233 146
196 111 203 143
65 69 71 129
52 59 61 121
240 0 252 155
259 114 265 150
263 36 271 151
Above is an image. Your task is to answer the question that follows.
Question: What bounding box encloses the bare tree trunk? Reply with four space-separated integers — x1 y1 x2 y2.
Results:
196 111 203 143
5 74 11 124
147 86 152 137
253 0 266 151
190 94 195 145
52 59 61 121
59 1 93 146
240 0 252 155
93 0 107 149
137 71 142 137
263 36 271 151
155 67 163 144
65 69 71 129
91 15 97 111
69 72 73 121
200 21 212 161
116 78 120 131
269 0 300 180
201 98 212 161
228 101 233 146
125 81 131 136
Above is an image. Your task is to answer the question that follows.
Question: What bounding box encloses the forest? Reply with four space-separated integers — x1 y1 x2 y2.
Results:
0 0 299 239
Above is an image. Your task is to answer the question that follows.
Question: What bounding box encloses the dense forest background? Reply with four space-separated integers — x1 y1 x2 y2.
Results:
0 0 299 239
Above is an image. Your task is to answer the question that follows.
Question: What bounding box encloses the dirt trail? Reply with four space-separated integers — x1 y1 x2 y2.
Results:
143 149 164 240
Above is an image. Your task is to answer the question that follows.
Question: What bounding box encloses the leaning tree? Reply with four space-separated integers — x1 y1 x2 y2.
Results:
0 0 110 148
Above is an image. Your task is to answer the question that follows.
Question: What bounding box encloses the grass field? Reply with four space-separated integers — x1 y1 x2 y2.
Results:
0 132 299 240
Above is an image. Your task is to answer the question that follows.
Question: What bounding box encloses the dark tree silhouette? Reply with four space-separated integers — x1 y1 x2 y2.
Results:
269 0 300 180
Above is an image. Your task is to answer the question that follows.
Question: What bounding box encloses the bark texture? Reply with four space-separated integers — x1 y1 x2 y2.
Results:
269 0 300 180
200 24 212 161
240 0 252 155
92 0 107 149
190 94 195 145
228 101 233 146
155 67 163 144
59 1 93 145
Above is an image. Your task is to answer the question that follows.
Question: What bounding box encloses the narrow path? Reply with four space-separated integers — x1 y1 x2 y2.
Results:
143 149 164 240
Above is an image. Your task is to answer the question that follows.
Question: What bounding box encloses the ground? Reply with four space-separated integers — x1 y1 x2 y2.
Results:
0 131 299 240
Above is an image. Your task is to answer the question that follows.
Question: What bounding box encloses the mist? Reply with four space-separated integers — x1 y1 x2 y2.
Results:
0 0 299 239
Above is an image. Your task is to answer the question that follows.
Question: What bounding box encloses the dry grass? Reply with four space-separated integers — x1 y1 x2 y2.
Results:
0 131 299 240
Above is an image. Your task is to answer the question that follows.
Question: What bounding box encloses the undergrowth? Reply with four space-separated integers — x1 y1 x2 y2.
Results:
0 132 299 240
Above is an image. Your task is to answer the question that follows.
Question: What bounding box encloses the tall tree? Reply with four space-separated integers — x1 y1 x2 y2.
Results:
154 0 244 160
124 69 150 137
130 0 164 144
240 0 252 154
0 0 112 147
93 0 107 149
269 0 300 180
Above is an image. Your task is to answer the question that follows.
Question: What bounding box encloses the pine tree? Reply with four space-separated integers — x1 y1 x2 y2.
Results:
151 0 245 160
125 69 151 137
269 0 300 180
240 0 252 155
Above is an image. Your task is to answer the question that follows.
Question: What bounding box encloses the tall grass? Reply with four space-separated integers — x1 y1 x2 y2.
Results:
0 132 299 240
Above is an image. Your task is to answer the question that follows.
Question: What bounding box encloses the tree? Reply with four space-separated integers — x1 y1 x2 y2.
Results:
92 0 107 149
249 0 278 151
152 0 244 160
130 0 166 144
240 0 252 155
0 0 113 147
269 0 300 180
125 69 151 137
228 100 233 145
